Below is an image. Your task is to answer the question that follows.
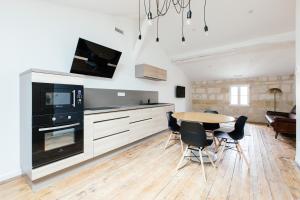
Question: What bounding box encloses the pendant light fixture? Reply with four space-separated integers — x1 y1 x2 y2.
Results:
138 0 209 42
203 0 209 36
186 1 192 25
181 5 185 44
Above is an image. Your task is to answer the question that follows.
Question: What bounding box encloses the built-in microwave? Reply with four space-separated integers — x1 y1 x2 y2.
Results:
32 83 84 115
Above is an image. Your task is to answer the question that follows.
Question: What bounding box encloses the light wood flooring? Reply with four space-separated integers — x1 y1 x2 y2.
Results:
0 124 299 200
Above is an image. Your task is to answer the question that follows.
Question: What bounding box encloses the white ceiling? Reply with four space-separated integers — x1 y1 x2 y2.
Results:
46 0 296 80
177 41 295 81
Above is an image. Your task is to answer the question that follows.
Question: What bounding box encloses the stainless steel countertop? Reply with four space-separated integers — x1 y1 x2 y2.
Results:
84 103 173 115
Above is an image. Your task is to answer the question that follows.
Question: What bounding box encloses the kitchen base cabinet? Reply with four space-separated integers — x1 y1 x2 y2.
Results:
93 130 132 156
85 105 174 159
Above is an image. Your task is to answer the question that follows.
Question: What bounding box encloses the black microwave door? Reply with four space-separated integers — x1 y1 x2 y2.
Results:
32 83 83 115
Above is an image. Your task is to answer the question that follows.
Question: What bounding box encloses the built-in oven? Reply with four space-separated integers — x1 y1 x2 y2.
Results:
32 83 83 115
32 112 83 169
32 82 84 169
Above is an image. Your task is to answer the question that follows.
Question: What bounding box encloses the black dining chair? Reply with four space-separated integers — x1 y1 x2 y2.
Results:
176 121 216 182
202 110 221 150
202 110 220 132
213 116 249 167
165 111 184 152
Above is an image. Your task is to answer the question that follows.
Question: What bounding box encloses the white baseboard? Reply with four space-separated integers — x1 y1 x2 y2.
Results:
0 169 22 183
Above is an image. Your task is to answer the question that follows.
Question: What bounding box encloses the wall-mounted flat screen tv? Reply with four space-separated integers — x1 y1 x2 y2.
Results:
176 86 185 98
70 38 122 78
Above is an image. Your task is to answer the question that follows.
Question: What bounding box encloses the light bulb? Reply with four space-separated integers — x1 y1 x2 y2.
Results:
186 19 192 25
147 12 153 26
186 10 192 25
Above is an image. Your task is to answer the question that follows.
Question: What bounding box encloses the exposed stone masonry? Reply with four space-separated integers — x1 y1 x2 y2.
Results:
192 75 295 123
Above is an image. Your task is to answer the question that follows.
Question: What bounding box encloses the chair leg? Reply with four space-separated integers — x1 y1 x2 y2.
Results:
275 132 279 139
216 139 226 167
179 135 184 153
164 133 173 149
176 146 189 170
235 143 242 158
213 136 221 152
199 149 207 182
205 148 216 168
236 142 249 167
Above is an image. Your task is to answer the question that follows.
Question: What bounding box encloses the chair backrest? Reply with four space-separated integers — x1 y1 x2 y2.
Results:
166 111 179 132
228 116 248 140
290 105 296 114
203 110 220 131
180 121 208 148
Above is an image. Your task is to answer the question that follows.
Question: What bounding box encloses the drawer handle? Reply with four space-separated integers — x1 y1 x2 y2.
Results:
93 116 129 124
129 118 152 124
94 130 130 141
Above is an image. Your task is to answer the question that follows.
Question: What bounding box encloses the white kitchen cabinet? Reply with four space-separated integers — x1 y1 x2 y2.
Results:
85 105 174 158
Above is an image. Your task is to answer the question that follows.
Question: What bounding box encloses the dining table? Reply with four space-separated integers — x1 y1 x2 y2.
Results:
172 112 235 124
172 112 236 163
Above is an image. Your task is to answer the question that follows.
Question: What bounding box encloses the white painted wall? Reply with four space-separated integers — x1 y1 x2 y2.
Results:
0 0 191 181
296 0 300 166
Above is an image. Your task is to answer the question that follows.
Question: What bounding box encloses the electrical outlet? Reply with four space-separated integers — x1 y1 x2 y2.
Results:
117 92 126 97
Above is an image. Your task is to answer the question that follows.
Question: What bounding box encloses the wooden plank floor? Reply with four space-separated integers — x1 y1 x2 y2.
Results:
1 124 299 200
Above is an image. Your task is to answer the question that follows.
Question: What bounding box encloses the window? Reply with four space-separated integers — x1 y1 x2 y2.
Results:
230 85 249 106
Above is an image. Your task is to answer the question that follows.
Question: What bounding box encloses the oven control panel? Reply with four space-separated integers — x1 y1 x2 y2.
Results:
77 90 83 105
33 113 83 127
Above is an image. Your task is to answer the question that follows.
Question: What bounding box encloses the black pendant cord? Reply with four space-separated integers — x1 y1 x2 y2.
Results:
138 0 142 39
204 0 208 31
144 0 190 19
156 16 159 42
181 0 185 42
139 0 209 41
204 0 207 25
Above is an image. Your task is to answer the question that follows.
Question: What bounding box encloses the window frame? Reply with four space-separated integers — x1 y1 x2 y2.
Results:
229 85 250 107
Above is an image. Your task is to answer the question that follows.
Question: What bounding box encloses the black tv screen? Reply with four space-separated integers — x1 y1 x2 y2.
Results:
70 38 122 78
176 86 185 98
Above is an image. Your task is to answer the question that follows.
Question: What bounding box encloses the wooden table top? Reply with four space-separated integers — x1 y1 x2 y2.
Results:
172 112 235 123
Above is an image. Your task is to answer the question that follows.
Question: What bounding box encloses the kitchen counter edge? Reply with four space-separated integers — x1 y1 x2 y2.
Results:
84 103 174 115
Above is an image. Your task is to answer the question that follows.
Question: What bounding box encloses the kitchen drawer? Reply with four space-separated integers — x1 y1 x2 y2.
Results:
93 129 132 157
129 118 155 142
150 107 168 117
164 105 175 112
90 111 130 122
128 108 152 123
151 116 168 133
93 116 130 140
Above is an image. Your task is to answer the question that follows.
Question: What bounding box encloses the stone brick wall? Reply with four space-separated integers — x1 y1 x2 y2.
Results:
192 75 295 123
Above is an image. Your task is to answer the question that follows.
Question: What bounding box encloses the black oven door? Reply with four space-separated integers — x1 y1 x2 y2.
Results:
32 83 83 115
32 119 83 169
